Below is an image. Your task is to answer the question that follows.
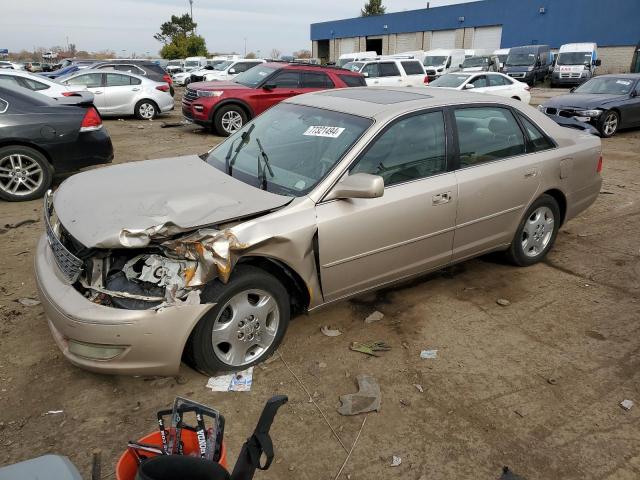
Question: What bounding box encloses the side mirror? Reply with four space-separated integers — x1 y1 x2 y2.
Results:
362 72 369 77
229 68 236 74
263 83 276 90
595 59 602 67
459 64 463 68
325 173 384 201
205 66 213 70
630 90 638 98
464 83 475 89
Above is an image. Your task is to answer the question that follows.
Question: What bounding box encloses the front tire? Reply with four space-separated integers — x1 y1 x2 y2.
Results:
0 146 53 202
506 194 560 266
185 265 290 375
135 99 158 120
598 110 619 138
213 105 248 137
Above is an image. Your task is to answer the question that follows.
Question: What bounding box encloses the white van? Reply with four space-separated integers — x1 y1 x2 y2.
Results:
551 43 600 87
493 48 510 71
337 51 377 67
464 49 492 59
423 49 466 81
343 58 427 87
202 58 266 81
184 56 208 71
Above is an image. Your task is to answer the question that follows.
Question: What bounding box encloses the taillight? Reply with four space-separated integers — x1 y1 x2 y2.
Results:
80 107 102 132
596 154 603 173
61 91 80 97
163 73 173 85
424 75 429 85
156 84 170 92
524 85 531 91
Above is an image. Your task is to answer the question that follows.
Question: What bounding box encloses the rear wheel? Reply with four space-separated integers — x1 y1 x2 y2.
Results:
598 110 619 137
185 265 290 375
506 194 560 266
135 99 158 120
0 146 52 201
213 105 248 136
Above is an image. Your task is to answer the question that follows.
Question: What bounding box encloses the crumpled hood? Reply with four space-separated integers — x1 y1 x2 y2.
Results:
53 155 292 249
544 93 625 110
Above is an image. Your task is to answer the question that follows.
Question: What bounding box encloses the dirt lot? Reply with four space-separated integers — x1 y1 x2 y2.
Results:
1 88 639 479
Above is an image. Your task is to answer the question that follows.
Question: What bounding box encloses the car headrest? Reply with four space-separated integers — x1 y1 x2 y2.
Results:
488 117 511 135
456 118 477 135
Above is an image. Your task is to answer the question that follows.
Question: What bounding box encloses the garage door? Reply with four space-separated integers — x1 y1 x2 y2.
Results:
395 33 416 54
431 30 456 49
473 26 502 51
339 37 357 55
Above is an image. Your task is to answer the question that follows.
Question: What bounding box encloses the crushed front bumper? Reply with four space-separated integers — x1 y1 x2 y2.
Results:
34 235 214 376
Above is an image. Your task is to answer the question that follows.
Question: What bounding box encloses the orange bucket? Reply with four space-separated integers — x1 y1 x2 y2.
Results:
116 430 228 480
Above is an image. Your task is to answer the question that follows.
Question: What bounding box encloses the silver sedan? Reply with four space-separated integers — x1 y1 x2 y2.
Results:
58 69 174 119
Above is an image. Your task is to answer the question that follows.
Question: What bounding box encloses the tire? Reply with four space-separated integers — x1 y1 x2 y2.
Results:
0 145 53 202
506 194 560 267
213 105 248 137
134 99 158 120
185 265 290 375
598 110 619 138
184 78 191 86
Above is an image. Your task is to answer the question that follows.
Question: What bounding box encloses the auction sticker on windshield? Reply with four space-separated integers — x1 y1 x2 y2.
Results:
304 126 345 138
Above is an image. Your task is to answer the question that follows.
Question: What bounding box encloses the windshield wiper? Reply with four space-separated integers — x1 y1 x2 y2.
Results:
226 123 255 176
255 137 274 191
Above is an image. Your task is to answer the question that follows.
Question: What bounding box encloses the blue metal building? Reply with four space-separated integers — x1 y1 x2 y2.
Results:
310 0 640 71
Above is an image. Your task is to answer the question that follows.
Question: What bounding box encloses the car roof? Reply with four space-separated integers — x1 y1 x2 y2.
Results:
596 73 640 79
66 68 149 80
286 86 515 119
262 62 361 74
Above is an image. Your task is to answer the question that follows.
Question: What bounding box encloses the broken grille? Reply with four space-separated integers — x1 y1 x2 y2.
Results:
44 191 83 284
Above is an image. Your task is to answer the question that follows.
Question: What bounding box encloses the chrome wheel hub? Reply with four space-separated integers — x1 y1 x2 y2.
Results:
139 103 155 119
521 206 554 258
221 111 243 134
0 154 43 196
212 289 279 367
604 113 618 135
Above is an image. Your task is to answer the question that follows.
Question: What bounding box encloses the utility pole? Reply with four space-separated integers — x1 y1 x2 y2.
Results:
244 38 247 57
189 0 194 31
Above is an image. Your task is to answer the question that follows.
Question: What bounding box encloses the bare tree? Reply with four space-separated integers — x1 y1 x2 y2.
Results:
270 48 281 60
293 49 312 59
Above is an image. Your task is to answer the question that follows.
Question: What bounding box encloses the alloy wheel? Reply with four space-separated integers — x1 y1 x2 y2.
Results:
521 206 554 258
221 111 243 134
139 103 155 119
211 289 280 367
0 153 44 197
603 112 618 136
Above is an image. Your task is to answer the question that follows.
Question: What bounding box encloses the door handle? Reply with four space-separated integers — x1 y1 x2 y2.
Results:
524 169 538 178
93 91 103 94
132 88 141 91
432 191 452 205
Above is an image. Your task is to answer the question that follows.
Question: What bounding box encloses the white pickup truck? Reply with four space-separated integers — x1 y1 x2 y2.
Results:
342 58 428 87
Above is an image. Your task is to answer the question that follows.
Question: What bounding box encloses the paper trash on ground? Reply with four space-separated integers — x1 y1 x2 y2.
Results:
206 367 254 392
420 349 438 359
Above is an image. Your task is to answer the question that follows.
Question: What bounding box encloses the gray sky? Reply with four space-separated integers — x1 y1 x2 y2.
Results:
1 0 478 56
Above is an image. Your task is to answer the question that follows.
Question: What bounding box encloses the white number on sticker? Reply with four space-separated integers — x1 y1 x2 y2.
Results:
303 126 345 138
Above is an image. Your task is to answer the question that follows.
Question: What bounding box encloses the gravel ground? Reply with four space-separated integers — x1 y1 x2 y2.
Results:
0 87 638 480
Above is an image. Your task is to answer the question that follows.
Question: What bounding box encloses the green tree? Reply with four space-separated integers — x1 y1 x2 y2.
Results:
361 0 386 16
155 14 207 59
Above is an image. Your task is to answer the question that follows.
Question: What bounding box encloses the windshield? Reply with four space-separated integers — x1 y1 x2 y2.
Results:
423 56 447 67
206 103 373 196
497 55 508 64
234 65 278 87
343 62 364 72
338 58 355 67
214 61 234 71
462 57 488 68
506 52 535 66
185 60 200 68
575 77 635 95
557 52 592 66
429 73 469 88
168 60 182 66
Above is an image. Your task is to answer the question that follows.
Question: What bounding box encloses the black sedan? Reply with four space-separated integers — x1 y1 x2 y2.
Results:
0 86 113 201
539 74 640 137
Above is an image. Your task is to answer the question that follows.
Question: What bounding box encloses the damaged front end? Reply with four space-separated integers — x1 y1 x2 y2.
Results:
46 193 249 310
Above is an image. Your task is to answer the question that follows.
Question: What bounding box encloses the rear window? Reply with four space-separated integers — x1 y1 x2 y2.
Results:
0 98 7 113
338 74 366 87
379 62 401 77
301 72 335 89
401 61 424 75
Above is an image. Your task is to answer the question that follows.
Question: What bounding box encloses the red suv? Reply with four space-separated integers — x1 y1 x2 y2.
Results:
182 62 366 136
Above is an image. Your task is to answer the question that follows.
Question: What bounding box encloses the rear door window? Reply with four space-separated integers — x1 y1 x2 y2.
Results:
0 76 21 88
517 114 555 152
401 61 424 75
301 72 334 89
469 75 488 88
106 73 133 86
454 107 526 167
20 77 49 91
66 73 103 88
338 74 367 87
488 74 511 86
379 62 401 77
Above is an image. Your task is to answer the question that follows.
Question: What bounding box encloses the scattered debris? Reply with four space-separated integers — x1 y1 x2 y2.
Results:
137 125 145 130
333 415 367 480
338 374 381 416
620 399 634 411
349 341 391 357
401 341 409 349
364 310 384 324
321 326 342 337
318 361 327 368
390 455 402 467
496 298 511 307
4 219 38 229
17 298 40 307
420 349 438 359
205 367 253 392
547 378 558 386
413 384 424 393
44 410 63 415
500 466 526 480
161 121 189 128
514 409 526 418
399 399 410 407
